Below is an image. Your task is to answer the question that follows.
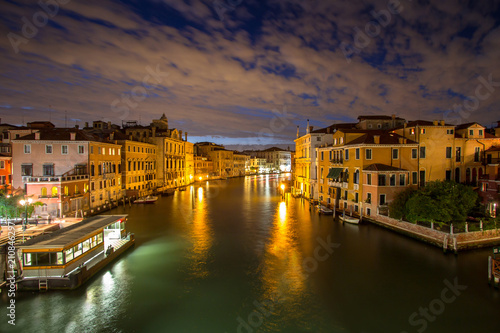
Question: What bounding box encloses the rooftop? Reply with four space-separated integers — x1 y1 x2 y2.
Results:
20 215 127 250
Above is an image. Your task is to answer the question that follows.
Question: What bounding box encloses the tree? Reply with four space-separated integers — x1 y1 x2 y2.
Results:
389 187 416 220
402 181 477 225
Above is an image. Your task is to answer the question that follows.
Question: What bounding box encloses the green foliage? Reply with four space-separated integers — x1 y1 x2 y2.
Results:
0 193 44 219
389 181 478 225
389 187 416 220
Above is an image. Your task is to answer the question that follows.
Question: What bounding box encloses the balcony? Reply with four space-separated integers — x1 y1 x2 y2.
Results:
330 158 343 165
342 182 348 188
328 180 342 187
24 174 89 183
353 184 359 190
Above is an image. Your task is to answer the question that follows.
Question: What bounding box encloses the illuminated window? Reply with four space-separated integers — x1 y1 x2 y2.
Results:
24 253 32 266
65 248 74 262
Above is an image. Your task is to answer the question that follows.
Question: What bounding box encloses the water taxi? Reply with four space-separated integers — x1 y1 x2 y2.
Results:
16 215 134 291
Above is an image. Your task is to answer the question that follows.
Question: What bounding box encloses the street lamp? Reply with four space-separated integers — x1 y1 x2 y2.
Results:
19 198 32 241
280 183 285 199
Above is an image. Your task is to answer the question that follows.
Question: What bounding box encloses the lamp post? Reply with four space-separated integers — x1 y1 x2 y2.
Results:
19 198 32 242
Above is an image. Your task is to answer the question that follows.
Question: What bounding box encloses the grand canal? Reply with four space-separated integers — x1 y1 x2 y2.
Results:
2 175 499 333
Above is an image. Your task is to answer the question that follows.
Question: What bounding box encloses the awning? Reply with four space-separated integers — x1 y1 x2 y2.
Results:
327 168 343 179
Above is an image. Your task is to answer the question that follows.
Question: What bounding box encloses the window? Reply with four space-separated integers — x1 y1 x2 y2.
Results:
366 149 372 160
90 146 94 154
455 147 461 162
43 164 54 177
317 137 321 141
378 174 386 186
446 147 452 159
21 164 33 176
447 129 454 135
420 128 426 134
411 148 418 159
390 174 396 186
412 172 418 185
0 161 4 169
445 170 451 181
321 151 324 161
392 149 399 159
366 193 372 204
399 174 406 186
345 149 349 160
61 145 68 154
420 146 426 159
354 192 359 203
78 145 85 154
469 129 473 136
474 147 480 162
410 128 415 135
479 130 483 136
24 144 31 154
355 148 360 160
379 194 386 205
46 145 52 154
367 174 372 185
0 176 5 185
419 170 426 187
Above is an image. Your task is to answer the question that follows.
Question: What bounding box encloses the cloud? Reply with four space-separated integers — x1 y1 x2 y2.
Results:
0 0 499 146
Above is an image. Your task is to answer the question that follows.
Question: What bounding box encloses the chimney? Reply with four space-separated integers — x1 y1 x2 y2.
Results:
398 137 404 144
107 121 111 129
179 130 183 139
185 132 188 141
152 127 156 137
75 125 79 129
110 132 114 141
70 132 76 140
129 134 133 141
327 127 331 134
296 126 299 138
35 132 40 140
306 119 310 134
85 122 89 128
392 114 396 127
373 135 380 144
433 120 438 126
310 126 314 132
440 120 445 126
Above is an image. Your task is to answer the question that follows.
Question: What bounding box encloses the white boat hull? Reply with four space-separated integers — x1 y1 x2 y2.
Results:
340 215 360 224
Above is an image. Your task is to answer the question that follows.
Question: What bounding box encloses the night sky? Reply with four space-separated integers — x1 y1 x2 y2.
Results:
1 0 500 148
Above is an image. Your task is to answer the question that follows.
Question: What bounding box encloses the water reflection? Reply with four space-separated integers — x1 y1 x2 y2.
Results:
261 196 306 310
187 185 213 278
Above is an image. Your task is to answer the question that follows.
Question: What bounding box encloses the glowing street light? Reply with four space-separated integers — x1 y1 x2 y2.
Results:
19 197 32 241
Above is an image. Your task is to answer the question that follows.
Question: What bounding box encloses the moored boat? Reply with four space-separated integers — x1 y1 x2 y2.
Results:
133 196 158 204
339 215 360 224
317 204 333 215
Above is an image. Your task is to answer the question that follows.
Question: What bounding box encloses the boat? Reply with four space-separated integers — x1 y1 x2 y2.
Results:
161 189 175 196
339 214 360 224
178 186 187 191
133 196 158 204
317 204 333 215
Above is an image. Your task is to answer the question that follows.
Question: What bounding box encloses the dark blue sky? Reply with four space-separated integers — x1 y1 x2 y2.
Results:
1 0 500 147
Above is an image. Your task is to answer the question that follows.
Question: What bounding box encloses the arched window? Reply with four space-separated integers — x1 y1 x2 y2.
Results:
64 186 69 196
51 187 58 197
41 187 47 197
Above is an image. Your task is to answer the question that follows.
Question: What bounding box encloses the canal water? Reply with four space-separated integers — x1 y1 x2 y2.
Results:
2 175 499 333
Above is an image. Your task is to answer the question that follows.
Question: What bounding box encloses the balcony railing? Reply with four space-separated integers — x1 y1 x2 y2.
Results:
342 182 348 188
330 158 343 164
353 184 359 190
25 174 89 183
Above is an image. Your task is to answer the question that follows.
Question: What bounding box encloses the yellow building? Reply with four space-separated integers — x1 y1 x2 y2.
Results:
153 131 189 189
233 153 249 177
317 130 418 216
118 140 157 197
393 120 500 186
185 141 195 184
89 141 123 211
